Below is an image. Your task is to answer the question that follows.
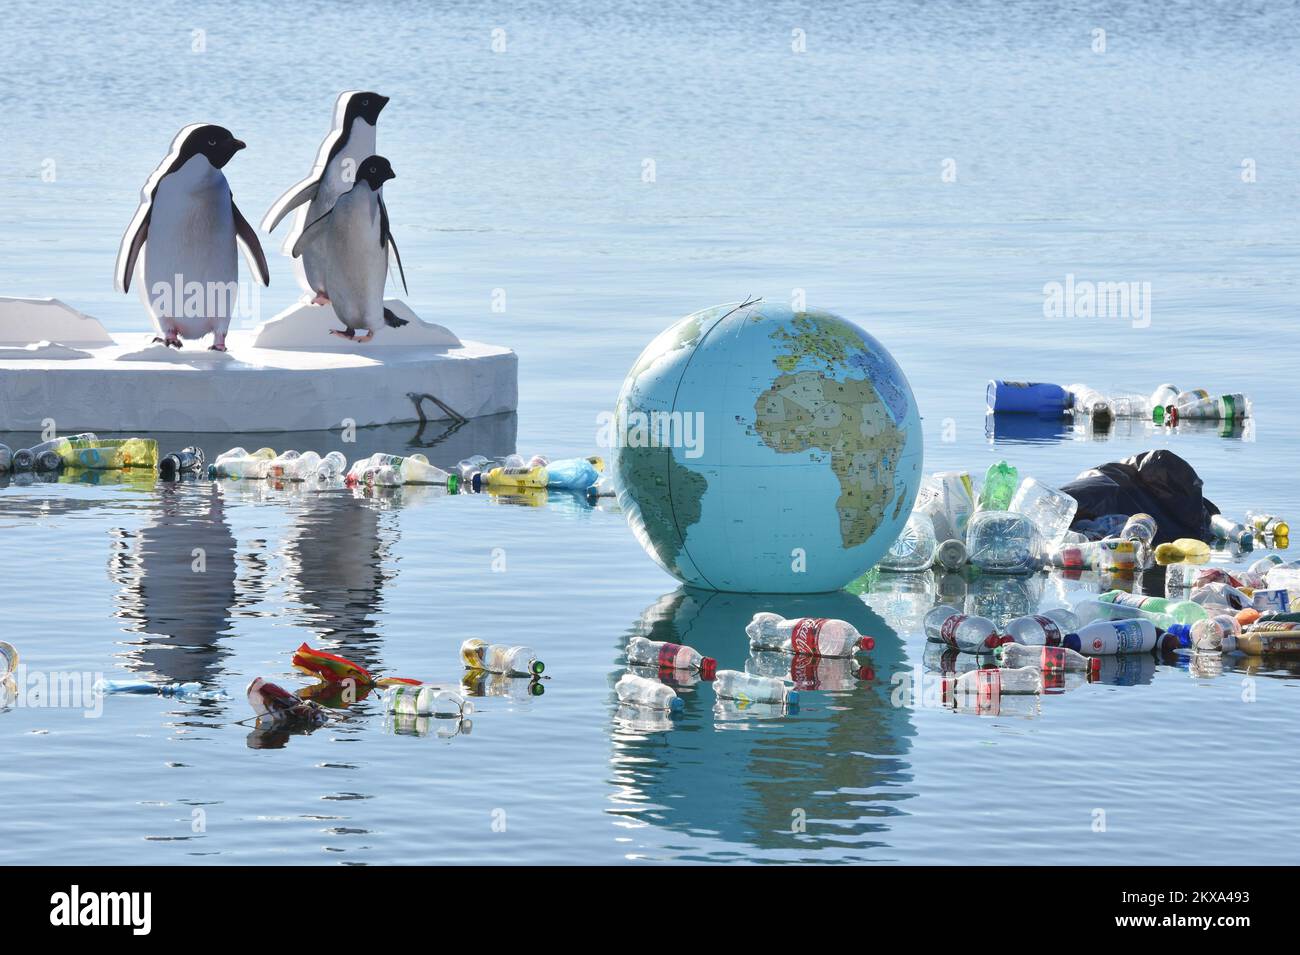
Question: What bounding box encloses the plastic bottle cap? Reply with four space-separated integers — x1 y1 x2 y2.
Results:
857 666 875 682
471 472 484 492
699 657 717 681
669 696 684 712
531 660 545 676
1167 623 1192 647
785 689 800 708
1063 633 1082 652
857 636 876 652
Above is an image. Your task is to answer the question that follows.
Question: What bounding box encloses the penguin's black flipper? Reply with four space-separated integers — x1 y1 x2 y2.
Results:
261 177 319 234
378 196 408 295
116 208 151 294
232 200 271 286
383 307 409 329
292 207 334 258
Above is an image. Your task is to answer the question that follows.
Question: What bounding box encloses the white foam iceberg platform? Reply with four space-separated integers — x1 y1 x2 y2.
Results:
0 297 517 433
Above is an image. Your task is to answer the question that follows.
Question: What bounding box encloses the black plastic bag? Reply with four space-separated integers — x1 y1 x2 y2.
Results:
1060 450 1219 544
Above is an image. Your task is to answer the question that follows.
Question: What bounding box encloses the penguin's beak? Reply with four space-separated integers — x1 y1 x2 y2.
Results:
383 166 396 183
376 95 390 113
231 139 246 152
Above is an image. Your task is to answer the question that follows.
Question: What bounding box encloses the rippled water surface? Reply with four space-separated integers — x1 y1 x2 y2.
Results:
2 1 1299 863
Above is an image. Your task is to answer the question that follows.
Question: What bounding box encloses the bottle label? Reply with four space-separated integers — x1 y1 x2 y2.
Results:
1111 620 1147 652
1033 615 1063 646
789 654 818 689
656 642 684 667
939 615 967 649
974 668 1001 711
790 618 827 655
1040 646 1066 670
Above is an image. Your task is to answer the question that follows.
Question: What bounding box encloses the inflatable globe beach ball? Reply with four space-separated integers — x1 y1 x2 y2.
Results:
613 301 924 593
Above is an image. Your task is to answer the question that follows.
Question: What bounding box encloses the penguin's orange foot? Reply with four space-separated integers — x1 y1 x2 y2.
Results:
329 328 355 339
354 330 374 344
208 344 227 352
311 293 331 306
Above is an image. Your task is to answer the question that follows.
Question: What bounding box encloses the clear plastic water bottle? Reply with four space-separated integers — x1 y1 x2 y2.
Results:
1009 477 1078 545
159 446 206 480
995 642 1099 675
1004 609 1077 646
615 672 682 711
1245 511 1289 538
385 684 473 718
316 451 347 481
966 511 1042 574
625 636 716 677
977 461 1019 512
942 666 1042 702
1168 614 1240 651
878 512 937 572
460 638 545 676
94 679 229 702
461 670 545 701
935 538 967 571
396 455 457 489
214 455 271 479
1119 512 1157 547
745 613 874 657
923 604 1006 652
1149 383 1179 419
1066 384 1113 422
712 669 798 706
1210 515 1253 548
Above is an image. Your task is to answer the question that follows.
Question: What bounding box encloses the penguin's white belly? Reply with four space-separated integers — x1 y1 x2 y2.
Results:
296 124 376 293
143 172 238 339
318 197 388 332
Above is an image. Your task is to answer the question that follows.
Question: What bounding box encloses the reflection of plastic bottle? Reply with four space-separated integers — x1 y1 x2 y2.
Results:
995 642 1099 675
879 512 937 571
1004 609 1077 646
626 636 716 677
978 461 1019 512
745 613 874 657
923 604 1005 652
615 672 682 711
943 666 1042 701
966 511 1042 574
1009 478 1078 545
1210 515 1253 548
746 651 866 691
460 638 545 676
712 670 798 706
385 684 473 718
461 670 545 700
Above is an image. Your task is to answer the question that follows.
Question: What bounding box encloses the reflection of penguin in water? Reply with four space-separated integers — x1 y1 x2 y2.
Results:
291 156 407 342
284 494 392 669
610 587 915 856
115 124 269 351
111 485 237 683
261 90 391 304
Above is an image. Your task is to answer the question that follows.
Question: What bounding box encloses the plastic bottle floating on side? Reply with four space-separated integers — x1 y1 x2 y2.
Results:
1044 537 1136 572
1009 477 1078 546
1066 383 1113 422
625 636 716 677
1067 618 1174 655
456 455 490 481
158 446 206 480
0 641 17 677
1149 383 1180 421
1003 609 1077 646
315 451 347 481
615 672 682 711
1209 515 1253 548
1168 614 1240 651
712 670 798 707
985 380 1071 414
745 613 874 657
384 684 474 718
1245 511 1289 538
459 638 545 676
94 679 229 702
995 642 1100 676
878 511 937 571
472 465 547 492
942 666 1042 703
977 461 1019 512
965 510 1042 574
923 605 1006 653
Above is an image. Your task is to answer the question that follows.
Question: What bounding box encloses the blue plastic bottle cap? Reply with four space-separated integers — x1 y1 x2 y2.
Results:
669 696 684 712
1167 623 1192 647
1062 633 1082 652
786 689 800 708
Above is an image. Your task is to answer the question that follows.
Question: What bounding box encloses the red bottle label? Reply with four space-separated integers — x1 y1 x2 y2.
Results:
1040 646 1066 671
940 615 968 648
789 654 819 689
790 618 827 656
1034 616 1062 646
656 642 683 667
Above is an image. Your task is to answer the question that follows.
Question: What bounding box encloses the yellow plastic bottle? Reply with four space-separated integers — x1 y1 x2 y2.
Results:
483 465 548 490
1154 538 1211 565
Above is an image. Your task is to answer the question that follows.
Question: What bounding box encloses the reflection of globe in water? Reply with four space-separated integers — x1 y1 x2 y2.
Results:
614 302 924 593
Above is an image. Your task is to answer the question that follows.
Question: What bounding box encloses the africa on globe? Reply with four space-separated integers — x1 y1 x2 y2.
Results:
612 300 924 593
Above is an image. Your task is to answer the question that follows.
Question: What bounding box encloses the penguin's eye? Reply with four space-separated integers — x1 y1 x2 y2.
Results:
362 99 369 106
369 166 376 173
207 138 217 146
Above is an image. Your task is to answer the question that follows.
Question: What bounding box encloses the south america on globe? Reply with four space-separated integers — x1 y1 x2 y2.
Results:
612 301 924 593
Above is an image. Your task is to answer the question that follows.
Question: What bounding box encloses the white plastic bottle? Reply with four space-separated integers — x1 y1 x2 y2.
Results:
923 604 1005 653
1004 609 1077 646
1067 618 1166 655
712 670 798 706
615 672 682 711
745 613 874 657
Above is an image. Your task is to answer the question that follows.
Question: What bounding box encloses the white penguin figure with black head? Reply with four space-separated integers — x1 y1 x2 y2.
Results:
291 155 408 343
115 124 270 351
262 91 399 304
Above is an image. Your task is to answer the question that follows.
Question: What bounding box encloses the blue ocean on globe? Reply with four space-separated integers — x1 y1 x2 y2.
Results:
613 301 924 593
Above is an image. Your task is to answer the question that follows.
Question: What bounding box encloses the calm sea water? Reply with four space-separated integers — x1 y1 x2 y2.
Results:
2 1 1299 864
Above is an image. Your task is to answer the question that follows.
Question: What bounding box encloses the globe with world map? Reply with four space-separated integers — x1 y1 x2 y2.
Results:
613 301 924 593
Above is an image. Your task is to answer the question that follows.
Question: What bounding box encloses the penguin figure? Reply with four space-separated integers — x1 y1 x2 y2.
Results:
262 91 399 304
115 124 270 351
291 155 408 343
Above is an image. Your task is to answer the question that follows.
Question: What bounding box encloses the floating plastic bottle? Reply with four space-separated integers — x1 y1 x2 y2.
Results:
1245 511 1289 538
712 670 798 706
986 380 1072 414
1066 384 1113 422
626 636 716 677
935 538 967 571
1067 618 1172 655
159 446 206 480
1098 590 1207 625
1004 609 1077 646
1009 477 1078 546
914 472 976 543
923 604 1006 653
978 461 1019 512
615 672 682 711
879 511 937 571
94 679 229 702
0 444 11 473
966 511 1042 574
1209 515 1253 548
1153 538 1211 565
1044 537 1136 572
943 666 1042 702
745 613 874 657
1190 582 1253 613
0 641 17 676
995 642 1099 675
1149 383 1180 420
384 683 474 718
456 455 490 481
316 451 347 481
1169 613 1240 651
472 464 547 492
213 455 271 480
460 638 545 676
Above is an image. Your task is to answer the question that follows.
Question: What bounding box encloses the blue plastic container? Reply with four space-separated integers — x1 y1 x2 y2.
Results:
986 380 1072 414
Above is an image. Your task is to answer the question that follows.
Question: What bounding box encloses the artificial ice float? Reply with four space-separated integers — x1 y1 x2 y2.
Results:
0 296 517 433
